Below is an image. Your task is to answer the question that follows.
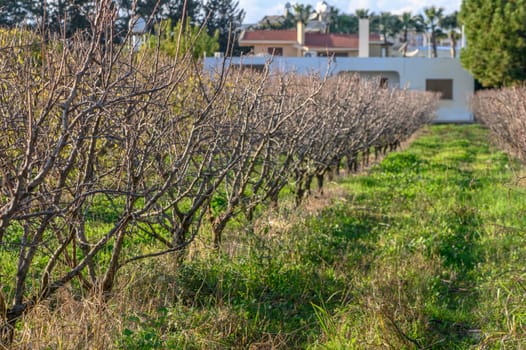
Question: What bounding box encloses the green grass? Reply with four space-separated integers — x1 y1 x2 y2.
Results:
10 124 526 349
106 124 526 349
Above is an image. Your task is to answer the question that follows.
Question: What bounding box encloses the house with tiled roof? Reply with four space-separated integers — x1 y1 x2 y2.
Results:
239 21 391 58
205 18 475 123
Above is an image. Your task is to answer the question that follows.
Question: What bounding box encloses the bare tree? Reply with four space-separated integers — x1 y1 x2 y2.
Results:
206 70 326 247
473 86 526 161
287 74 438 204
0 0 232 341
0 1 441 342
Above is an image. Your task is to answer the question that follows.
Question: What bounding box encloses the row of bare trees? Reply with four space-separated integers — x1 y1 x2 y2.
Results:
0 1 438 344
472 86 526 162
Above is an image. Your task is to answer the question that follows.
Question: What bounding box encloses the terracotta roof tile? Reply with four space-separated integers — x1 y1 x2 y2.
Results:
240 30 382 49
306 32 357 48
241 30 297 42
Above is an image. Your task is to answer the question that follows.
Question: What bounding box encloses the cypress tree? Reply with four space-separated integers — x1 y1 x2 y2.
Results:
460 0 526 87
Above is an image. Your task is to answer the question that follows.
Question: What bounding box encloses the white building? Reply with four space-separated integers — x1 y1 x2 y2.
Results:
204 19 475 123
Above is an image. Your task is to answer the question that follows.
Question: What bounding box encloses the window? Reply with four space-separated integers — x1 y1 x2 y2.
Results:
426 79 453 100
267 47 283 56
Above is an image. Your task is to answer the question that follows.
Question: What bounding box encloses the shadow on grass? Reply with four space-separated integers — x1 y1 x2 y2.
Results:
167 207 385 348
117 124 519 349
358 125 488 348
406 127 487 348
424 205 483 348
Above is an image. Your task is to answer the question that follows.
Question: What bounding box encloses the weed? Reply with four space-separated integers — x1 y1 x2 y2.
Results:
10 124 526 349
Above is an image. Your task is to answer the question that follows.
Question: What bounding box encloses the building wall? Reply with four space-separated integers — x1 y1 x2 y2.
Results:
252 44 298 57
347 71 401 88
247 43 385 58
204 56 475 122
345 45 383 57
317 50 355 57
369 45 382 57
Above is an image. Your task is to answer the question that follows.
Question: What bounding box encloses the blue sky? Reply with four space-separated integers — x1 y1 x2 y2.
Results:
239 0 462 24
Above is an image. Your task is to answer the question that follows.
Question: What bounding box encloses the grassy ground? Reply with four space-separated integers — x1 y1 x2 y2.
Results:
16 124 526 349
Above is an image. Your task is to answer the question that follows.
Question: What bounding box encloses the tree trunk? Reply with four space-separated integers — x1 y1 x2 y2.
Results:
316 173 324 194
431 32 438 58
449 33 457 58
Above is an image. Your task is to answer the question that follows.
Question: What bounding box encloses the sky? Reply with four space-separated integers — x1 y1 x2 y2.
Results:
239 0 462 24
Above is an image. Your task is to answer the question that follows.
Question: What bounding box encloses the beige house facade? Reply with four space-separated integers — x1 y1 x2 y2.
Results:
205 18 475 123
239 22 389 58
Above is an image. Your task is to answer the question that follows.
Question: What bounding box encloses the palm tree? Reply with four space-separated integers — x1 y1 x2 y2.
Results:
355 8 371 19
398 12 422 57
292 3 313 24
330 13 358 33
377 12 401 44
372 12 402 56
420 6 445 57
441 11 460 58
356 9 379 32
